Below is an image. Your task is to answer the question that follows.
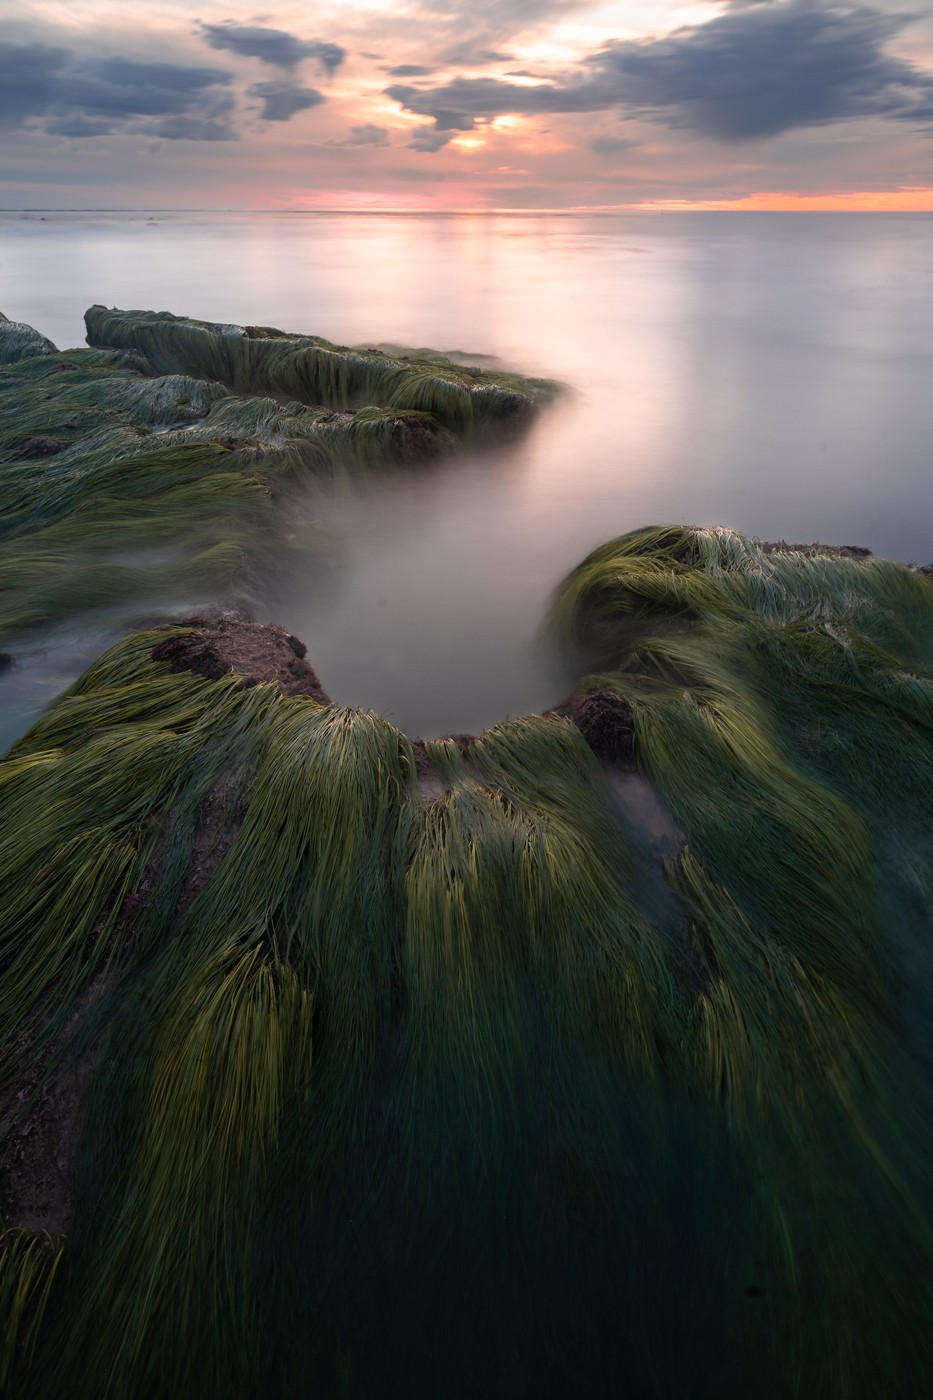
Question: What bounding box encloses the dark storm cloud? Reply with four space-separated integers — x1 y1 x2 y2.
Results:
593 0 933 139
0 42 69 128
0 40 237 137
201 24 345 73
248 81 325 123
388 1 933 144
345 124 391 146
63 60 235 121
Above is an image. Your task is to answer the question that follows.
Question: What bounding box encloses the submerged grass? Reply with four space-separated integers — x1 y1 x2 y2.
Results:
3 524 933 1396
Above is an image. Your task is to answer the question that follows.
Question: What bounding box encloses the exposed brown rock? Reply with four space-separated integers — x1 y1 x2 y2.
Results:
439 732 476 750
151 617 330 701
760 541 872 560
388 414 458 464
1 988 104 1235
174 772 250 919
547 688 636 766
17 436 69 459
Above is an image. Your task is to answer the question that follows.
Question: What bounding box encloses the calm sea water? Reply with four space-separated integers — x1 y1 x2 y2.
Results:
2 210 932 741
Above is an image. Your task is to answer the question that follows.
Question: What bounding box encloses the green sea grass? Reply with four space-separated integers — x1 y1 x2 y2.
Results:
0 337 435 647
0 1231 63 1392
85 306 559 436
2 526 932 1396
0 310 554 651
0 315 57 365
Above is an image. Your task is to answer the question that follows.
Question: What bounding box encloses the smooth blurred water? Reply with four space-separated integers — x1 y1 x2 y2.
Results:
1 210 932 738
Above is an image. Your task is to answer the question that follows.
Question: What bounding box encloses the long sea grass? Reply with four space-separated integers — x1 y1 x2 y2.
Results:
85 306 559 436
3 517 932 1391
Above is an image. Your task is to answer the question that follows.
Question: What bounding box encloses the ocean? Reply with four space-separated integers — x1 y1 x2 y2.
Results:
2 209 932 740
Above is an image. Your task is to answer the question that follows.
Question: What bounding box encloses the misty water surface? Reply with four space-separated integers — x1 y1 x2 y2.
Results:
1 210 932 740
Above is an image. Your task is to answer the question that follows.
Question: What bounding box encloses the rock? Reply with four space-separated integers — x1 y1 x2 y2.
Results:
547 688 636 765
17 436 69 458
0 312 58 364
761 540 872 560
151 618 330 701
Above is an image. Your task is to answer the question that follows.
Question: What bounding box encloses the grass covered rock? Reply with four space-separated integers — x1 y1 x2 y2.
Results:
2 524 932 1397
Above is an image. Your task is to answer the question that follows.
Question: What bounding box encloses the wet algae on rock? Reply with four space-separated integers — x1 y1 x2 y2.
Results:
84 305 558 438
2 315 933 1399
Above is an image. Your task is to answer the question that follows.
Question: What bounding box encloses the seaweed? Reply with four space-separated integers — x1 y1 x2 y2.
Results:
0 308 555 651
0 317 471 646
85 306 560 438
1 526 932 1396
2 307 931 1395
0 315 58 366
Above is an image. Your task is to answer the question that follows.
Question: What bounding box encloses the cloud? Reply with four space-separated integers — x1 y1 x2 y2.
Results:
589 135 634 156
387 2 933 144
248 81 325 122
201 24 344 73
346 124 391 146
442 47 513 65
0 41 236 138
408 127 456 151
149 115 234 141
67 59 235 120
592 0 933 140
411 0 587 30
43 115 117 138
386 64 435 77
0 42 70 129
385 76 590 130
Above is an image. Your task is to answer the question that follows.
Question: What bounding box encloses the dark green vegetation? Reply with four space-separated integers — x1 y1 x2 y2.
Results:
86 306 558 437
2 520 932 1397
0 316 57 366
0 306 554 652
1 311 505 646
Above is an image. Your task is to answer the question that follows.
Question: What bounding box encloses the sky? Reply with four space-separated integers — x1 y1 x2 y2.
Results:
2 0 933 210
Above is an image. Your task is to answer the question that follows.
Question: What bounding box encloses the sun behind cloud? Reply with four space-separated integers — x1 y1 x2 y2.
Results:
1 0 932 208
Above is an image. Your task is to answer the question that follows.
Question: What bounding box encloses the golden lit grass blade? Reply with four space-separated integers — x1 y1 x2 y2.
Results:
57 947 314 1397
469 714 683 1075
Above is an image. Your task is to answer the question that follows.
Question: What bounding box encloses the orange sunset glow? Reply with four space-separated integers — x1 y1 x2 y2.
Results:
2 1 933 210
633 189 933 213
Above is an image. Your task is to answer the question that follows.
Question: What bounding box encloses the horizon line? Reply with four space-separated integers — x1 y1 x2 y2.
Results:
3 205 933 216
